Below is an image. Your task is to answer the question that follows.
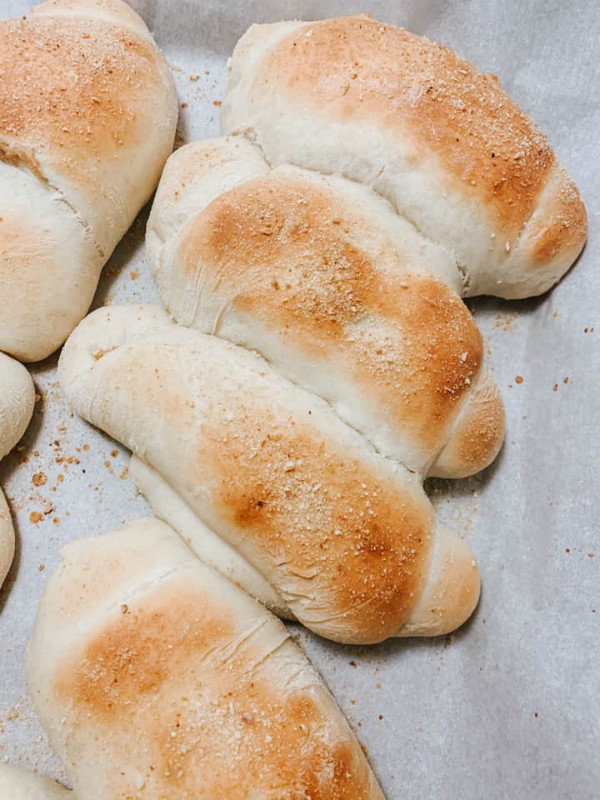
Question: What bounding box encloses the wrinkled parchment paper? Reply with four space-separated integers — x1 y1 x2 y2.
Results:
1 1 598 797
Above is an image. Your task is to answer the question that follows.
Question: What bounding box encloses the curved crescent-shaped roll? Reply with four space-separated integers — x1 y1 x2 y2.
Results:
59 305 480 644
28 518 385 799
222 16 587 299
0 353 35 586
0 0 178 362
0 765 71 798
147 135 505 478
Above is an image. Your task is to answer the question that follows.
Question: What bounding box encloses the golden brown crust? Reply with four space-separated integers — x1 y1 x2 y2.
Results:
529 170 587 268
430 369 505 479
0 16 155 172
261 16 556 239
200 401 432 643
56 574 379 798
180 174 483 464
117 344 434 643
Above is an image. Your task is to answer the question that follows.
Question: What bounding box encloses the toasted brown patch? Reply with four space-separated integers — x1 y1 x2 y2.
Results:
529 172 587 266
455 385 505 473
432 371 505 478
261 17 555 238
89 341 433 643
0 14 160 185
196 392 433 643
56 576 377 798
180 175 482 463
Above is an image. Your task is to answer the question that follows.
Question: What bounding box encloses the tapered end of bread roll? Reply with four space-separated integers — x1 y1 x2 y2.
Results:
398 525 481 637
0 764 71 797
28 518 384 798
429 366 505 479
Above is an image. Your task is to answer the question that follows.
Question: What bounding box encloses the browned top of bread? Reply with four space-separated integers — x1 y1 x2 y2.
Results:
261 16 573 241
0 14 156 186
112 341 434 643
180 174 482 460
55 572 378 798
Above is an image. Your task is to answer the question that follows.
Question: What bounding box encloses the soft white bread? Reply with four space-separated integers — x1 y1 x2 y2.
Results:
0 765 71 798
28 518 385 799
147 136 504 478
222 16 587 299
0 0 178 362
0 353 35 586
59 305 480 644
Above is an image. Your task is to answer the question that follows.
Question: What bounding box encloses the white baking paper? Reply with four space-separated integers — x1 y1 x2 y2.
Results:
1 1 598 797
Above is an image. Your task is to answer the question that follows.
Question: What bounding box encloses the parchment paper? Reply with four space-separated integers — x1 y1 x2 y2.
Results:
1 1 598 797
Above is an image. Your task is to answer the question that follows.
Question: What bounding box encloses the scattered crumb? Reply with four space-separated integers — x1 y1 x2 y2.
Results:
515 375 523 384
38 564 45 572
32 472 47 487
129 270 139 281
29 511 43 524
494 313 517 332
563 376 569 384
213 99 222 106
189 74 199 82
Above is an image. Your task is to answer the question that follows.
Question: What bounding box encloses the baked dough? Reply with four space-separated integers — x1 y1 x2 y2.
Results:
28 517 384 799
222 16 586 299
0 353 35 586
59 305 480 644
0 764 71 798
147 135 505 478
0 0 178 361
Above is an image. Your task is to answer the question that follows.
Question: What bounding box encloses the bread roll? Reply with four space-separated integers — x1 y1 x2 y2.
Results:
0 0 177 362
0 353 35 586
147 136 504 477
28 517 384 799
0 765 71 798
222 16 587 299
59 305 480 644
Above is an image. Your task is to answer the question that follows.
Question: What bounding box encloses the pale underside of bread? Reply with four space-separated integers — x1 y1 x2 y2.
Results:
0 0 178 361
59 305 480 644
0 352 35 586
147 135 505 479
28 518 385 799
222 16 587 300
0 764 71 798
